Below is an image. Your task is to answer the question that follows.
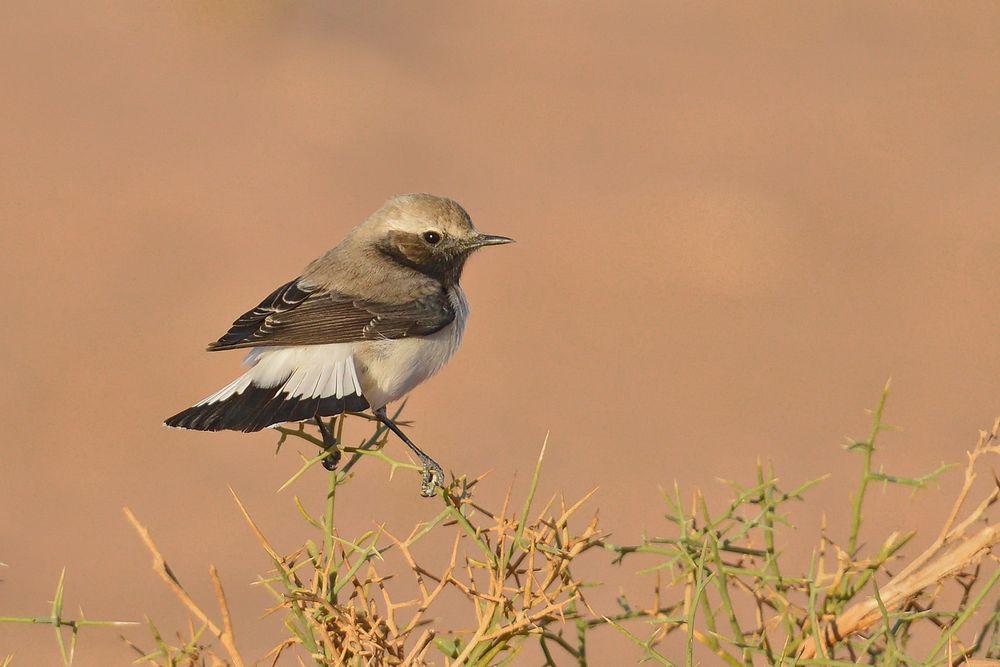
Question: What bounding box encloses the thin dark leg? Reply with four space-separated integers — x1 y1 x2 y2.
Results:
373 406 444 497
315 416 341 471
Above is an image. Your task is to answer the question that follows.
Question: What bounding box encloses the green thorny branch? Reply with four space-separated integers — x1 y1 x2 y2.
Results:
600 386 1000 666
0 568 136 666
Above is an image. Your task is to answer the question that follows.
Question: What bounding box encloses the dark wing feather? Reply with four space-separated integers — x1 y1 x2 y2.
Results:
209 279 317 349
207 278 455 351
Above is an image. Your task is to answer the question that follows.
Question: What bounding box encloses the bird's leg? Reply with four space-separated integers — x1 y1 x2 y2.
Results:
373 406 445 497
315 416 341 471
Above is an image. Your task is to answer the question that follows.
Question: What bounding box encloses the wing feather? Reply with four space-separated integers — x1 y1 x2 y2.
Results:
207 278 455 351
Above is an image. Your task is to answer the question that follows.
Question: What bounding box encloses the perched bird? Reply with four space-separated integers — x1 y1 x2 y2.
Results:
165 193 512 496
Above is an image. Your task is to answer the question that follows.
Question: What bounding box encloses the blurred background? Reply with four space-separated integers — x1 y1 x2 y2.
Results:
1 2 998 664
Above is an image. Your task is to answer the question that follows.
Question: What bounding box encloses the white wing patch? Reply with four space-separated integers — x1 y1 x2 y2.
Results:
195 344 364 406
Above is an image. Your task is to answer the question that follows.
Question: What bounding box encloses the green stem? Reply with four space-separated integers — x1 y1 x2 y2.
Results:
0 617 133 627
847 385 890 557
927 567 1000 660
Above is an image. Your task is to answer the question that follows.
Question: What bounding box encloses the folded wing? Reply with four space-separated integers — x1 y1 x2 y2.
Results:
207 278 456 351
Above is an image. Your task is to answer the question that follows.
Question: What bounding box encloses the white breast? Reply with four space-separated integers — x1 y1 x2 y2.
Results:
354 286 469 409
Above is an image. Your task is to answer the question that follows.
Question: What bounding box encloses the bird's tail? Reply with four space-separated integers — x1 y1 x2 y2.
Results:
164 346 370 432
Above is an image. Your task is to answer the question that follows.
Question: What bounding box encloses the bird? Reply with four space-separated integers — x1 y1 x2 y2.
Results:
165 193 512 496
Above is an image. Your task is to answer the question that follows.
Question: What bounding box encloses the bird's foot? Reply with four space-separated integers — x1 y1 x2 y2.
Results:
419 459 445 497
314 417 341 471
322 446 342 471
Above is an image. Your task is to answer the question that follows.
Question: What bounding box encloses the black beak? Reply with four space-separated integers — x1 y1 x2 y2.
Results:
473 233 514 248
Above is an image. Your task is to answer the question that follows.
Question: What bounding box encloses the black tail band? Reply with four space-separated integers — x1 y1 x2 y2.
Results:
165 384 369 433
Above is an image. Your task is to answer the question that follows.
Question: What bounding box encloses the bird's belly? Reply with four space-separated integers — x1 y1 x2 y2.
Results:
355 319 465 409
355 287 468 409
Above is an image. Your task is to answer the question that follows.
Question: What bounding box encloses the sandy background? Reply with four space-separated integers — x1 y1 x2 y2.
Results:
2 2 998 664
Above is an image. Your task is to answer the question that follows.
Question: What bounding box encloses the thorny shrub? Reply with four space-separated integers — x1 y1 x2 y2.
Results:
5 388 1000 666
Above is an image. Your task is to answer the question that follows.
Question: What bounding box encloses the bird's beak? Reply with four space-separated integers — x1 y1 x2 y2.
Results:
471 233 514 248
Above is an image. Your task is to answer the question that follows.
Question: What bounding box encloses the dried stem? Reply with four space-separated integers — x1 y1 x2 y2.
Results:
123 507 245 667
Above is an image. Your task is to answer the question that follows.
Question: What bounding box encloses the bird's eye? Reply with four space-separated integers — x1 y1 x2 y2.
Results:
422 231 441 245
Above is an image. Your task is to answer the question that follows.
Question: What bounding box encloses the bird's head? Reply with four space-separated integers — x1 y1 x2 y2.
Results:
365 193 512 285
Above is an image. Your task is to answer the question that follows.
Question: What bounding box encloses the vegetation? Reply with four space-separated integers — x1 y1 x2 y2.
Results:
4 388 1000 665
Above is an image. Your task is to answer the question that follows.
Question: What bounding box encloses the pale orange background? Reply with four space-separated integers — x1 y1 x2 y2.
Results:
2 2 998 665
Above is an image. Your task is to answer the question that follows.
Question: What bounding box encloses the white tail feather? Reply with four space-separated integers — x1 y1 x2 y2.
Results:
197 344 365 406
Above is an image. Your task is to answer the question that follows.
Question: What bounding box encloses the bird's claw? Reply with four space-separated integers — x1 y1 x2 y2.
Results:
322 447 341 471
315 417 341 471
420 461 445 497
